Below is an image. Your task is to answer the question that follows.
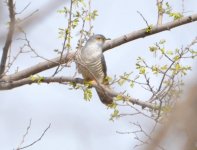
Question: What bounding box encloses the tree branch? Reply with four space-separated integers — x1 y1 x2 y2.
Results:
103 13 197 51
0 76 157 109
17 123 51 150
1 52 75 82
17 119 32 149
156 0 164 26
1 14 197 83
0 1 68 43
0 76 83 90
0 0 15 76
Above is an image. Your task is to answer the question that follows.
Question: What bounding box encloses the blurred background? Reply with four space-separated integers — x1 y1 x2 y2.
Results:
0 0 197 150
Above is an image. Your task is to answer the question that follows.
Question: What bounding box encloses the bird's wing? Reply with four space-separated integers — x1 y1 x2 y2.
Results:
101 54 107 77
101 54 108 84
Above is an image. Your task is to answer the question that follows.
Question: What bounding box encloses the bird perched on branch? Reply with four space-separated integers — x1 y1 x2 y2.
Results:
75 34 113 105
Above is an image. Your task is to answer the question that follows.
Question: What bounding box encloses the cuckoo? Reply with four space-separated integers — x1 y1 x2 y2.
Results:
75 34 113 105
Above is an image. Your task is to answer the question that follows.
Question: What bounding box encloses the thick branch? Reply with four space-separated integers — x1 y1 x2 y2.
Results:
103 13 197 51
0 76 156 109
0 76 83 90
1 52 75 81
1 14 197 82
0 0 15 76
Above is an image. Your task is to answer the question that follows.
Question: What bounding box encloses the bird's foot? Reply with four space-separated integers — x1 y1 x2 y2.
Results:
84 80 97 88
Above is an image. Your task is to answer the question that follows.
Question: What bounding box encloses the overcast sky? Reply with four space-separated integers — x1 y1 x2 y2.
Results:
0 0 197 150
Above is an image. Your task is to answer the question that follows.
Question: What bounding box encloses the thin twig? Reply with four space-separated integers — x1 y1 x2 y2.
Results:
17 123 51 150
137 11 149 27
16 2 31 14
88 0 92 35
181 0 185 15
52 0 73 76
18 9 39 24
0 1 67 42
5 44 25 74
17 119 32 149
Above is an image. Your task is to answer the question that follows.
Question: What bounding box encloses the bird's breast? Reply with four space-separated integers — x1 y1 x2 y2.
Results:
76 52 105 82
82 45 102 61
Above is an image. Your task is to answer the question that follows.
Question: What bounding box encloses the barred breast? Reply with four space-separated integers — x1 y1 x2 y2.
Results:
75 49 113 105
75 50 105 83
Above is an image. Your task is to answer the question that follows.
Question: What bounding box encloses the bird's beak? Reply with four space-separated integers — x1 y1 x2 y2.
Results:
105 38 111 41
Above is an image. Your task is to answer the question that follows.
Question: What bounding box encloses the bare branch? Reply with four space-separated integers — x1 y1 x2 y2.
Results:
156 0 164 25
0 76 83 90
0 75 157 109
0 1 68 42
103 13 197 51
0 14 197 87
17 119 32 149
17 1 67 30
1 52 75 82
137 11 149 27
181 0 185 15
88 0 92 34
52 0 73 76
17 123 51 150
0 0 15 77
16 2 31 15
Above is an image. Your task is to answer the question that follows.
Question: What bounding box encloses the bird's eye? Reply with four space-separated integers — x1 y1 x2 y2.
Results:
96 37 102 41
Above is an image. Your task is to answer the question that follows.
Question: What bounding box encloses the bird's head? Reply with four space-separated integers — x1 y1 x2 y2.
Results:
87 34 110 47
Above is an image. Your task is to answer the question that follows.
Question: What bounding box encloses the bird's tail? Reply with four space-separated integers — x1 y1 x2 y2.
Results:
96 87 113 105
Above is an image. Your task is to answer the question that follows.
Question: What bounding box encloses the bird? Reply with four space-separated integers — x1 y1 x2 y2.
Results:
75 34 113 105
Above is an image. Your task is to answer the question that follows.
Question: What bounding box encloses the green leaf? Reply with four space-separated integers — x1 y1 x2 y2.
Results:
37 76 44 84
161 65 168 71
115 95 123 101
145 25 153 33
118 73 131 86
72 18 79 28
166 50 173 55
160 48 165 54
113 109 119 116
130 80 134 88
118 78 126 86
29 75 44 84
165 2 172 14
173 55 180 61
106 76 112 82
30 75 36 81
107 102 116 109
152 66 159 74
83 81 91 88
175 63 181 70
91 10 98 20
110 109 119 121
159 39 166 44
149 46 157 52
139 67 146 74
170 12 183 20
84 88 92 101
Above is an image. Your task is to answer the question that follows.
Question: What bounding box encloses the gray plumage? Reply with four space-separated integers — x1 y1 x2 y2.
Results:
75 34 113 104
